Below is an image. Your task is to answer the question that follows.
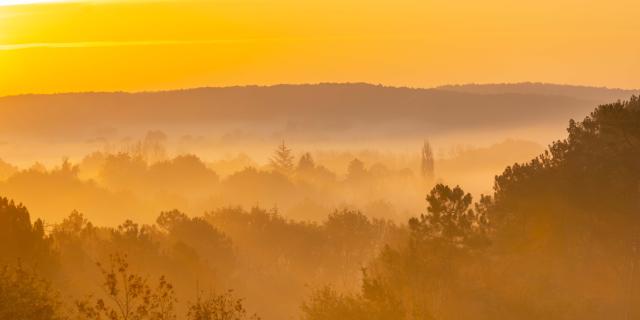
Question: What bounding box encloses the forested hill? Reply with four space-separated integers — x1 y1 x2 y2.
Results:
0 83 637 139
436 82 638 101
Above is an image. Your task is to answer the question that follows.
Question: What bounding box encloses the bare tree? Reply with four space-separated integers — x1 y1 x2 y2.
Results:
187 290 260 320
76 253 176 320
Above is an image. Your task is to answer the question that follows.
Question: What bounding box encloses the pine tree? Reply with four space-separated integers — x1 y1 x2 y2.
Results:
270 141 295 175
421 140 435 181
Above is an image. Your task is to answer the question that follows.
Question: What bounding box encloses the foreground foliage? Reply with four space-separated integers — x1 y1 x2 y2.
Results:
0 264 66 320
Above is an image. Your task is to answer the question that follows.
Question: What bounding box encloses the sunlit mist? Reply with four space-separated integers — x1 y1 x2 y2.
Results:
0 1 639 320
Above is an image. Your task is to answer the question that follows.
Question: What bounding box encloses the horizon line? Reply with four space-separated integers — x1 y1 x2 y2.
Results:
1 81 639 99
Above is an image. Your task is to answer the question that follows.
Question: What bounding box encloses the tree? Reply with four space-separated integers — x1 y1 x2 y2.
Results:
0 263 66 320
363 184 488 320
487 96 640 251
187 290 260 320
147 155 220 196
111 220 159 257
270 141 295 175
0 158 18 181
409 184 488 249
324 210 380 277
0 197 54 268
420 140 435 181
303 184 489 320
99 153 148 192
346 158 367 181
51 211 97 280
127 130 168 163
301 286 369 320
76 253 177 320
157 210 234 271
297 153 316 172
302 283 403 320
485 96 640 318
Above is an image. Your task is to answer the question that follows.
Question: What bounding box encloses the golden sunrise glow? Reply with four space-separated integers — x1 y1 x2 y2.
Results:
1 0 639 96
1 1 640 319
0 0 70 6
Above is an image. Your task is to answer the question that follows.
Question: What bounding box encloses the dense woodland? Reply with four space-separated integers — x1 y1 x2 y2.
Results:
1 96 639 319
0 133 542 226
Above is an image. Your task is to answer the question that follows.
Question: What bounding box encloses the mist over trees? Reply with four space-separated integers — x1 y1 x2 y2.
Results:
3 134 500 224
0 96 638 319
302 96 640 319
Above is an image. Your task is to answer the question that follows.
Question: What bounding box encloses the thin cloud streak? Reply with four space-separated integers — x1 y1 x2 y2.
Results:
0 39 254 50
0 0 196 6
0 35 368 50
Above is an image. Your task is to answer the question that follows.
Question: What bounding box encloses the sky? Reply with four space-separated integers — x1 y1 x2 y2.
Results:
1 0 639 96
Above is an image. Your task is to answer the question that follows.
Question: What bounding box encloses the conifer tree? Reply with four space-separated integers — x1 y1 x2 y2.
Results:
270 141 295 175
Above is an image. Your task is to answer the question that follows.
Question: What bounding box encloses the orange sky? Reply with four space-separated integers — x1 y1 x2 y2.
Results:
1 0 639 96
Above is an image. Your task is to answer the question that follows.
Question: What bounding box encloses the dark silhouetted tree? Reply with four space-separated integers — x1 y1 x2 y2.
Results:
409 184 488 249
0 197 54 268
0 263 66 320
